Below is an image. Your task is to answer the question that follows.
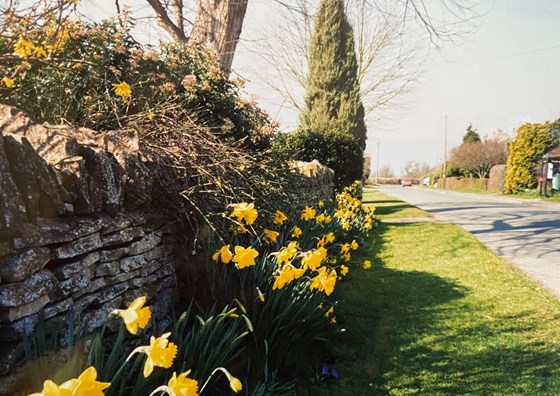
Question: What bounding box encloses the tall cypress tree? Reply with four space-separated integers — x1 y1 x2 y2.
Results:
300 0 367 150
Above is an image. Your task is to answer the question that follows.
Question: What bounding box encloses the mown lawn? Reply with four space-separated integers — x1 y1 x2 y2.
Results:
306 187 560 395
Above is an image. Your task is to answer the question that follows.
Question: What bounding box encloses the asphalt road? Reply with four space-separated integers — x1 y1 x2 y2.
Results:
376 185 560 299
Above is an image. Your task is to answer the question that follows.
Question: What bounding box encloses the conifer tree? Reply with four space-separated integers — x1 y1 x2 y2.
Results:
299 0 367 150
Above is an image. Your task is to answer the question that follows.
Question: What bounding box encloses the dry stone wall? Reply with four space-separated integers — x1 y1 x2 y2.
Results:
287 160 335 214
0 105 334 381
0 105 176 376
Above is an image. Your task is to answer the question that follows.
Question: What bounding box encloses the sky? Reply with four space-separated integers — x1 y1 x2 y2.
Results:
80 0 560 176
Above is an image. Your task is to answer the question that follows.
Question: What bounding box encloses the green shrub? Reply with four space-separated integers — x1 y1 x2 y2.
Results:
504 121 560 193
274 129 363 190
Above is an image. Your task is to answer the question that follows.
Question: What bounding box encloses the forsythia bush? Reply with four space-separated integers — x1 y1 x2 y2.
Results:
504 121 560 193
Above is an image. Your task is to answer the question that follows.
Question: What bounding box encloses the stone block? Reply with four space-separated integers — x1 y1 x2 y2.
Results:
54 267 95 299
128 231 162 256
0 314 38 341
52 232 102 260
99 246 130 263
128 274 157 288
0 247 51 283
0 341 23 376
43 297 73 319
140 260 162 277
13 217 104 249
72 277 107 299
0 294 50 322
0 133 27 238
101 226 144 247
0 270 57 307
79 147 121 214
52 251 100 280
72 294 97 315
96 283 129 304
108 270 140 285
95 261 120 277
3 135 68 221
119 254 147 272
80 296 122 333
156 275 175 293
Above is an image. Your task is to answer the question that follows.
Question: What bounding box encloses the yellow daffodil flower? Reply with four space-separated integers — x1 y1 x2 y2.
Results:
301 247 327 272
340 265 349 276
230 202 258 225
29 367 110 396
318 200 324 207
325 232 335 244
273 210 287 225
310 267 337 296
232 246 259 269
263 229 279 244
256 287 265 302
212 245 233 264
112 296 151 335
273 265 305 290
167 371 199 396
363 260 372 269
291 226 302 238
324 306 334 318
271 241 298 266
301 206 316 220
131 333 178 377
112 81 132 100
351 240 359 250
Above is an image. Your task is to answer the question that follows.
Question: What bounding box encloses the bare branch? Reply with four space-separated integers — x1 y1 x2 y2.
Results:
145 0 188 43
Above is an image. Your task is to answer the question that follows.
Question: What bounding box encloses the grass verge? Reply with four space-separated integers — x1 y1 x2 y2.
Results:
307 188 560 395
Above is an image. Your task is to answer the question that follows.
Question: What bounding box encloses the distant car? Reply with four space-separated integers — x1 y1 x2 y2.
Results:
401 179 412 187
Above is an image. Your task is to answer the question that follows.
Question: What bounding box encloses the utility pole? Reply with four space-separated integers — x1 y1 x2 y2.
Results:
442 115 448 188
375 141 380 185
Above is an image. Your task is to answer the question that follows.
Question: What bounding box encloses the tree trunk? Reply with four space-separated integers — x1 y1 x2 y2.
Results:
189 0 249 72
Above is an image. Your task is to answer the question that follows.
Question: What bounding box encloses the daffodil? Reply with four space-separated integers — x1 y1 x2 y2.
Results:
318 200 324 207
230 202 258 225
325 232 335 244
112 81 132 100
291 226 302 238
340 265 349 276
351 240 359 250
310 267 337 296
232 246 259 269
70 367 111 396
263 229 279 244
212 245 233 264
256 287 265 302
2 77 14 88
211 368 242 393
29 367 110 396
273 210 287 225
273 265 305 290
271 241 298 266
363 260 372 269
130 333 178 377
301 206 316 220
324 306 334 318
28 379 72 396
167 371 199 396
112 296 151 335
301 248 327 271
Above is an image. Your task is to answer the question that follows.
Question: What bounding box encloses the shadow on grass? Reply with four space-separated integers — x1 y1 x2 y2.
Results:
325 223 560 395
362 197 423 217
